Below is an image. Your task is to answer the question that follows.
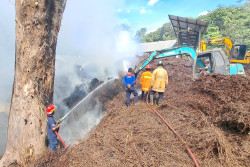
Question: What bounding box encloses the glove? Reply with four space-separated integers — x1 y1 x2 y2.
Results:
127 84 131 88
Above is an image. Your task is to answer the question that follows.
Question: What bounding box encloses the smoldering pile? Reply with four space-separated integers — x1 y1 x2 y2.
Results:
31 56 250 167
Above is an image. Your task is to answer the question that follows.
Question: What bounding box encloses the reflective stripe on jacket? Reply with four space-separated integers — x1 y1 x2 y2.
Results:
140 71 152 92
151 66 168 92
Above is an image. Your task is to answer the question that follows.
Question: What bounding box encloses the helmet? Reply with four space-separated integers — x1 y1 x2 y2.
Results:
157 60 163 66
46 105 56 115
145 65 151 70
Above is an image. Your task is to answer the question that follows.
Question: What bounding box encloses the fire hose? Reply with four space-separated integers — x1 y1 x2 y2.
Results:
146 91 199 167
55 130 67 149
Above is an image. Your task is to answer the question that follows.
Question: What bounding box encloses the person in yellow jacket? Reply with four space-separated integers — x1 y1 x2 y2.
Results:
140 65 152 101
150 60 168 106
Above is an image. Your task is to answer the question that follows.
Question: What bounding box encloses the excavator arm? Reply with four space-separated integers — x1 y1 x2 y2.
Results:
201 37 233 57
209 37 233 57
134 46 204 76
200 40 207 52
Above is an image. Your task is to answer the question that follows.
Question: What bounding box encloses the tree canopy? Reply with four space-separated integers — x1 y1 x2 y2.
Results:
198 1 250 47
135 23 175 42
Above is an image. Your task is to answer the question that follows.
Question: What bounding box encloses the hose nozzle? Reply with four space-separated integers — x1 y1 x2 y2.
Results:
57 118 64 124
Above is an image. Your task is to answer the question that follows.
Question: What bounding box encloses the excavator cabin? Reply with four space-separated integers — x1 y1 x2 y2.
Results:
193 48 245 78
230 44 250 64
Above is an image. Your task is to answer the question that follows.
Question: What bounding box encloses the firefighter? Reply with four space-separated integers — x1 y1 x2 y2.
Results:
140 65 152 101
123 68 138 107
46 105 60 151
150 60 168 106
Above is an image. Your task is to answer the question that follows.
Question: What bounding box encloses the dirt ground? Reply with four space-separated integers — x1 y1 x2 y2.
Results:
29 57 249 166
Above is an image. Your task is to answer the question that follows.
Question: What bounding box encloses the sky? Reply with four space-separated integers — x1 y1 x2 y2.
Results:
117 0 246 32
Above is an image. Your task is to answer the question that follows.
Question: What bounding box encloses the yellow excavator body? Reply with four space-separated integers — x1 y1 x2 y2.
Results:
200 37 250 65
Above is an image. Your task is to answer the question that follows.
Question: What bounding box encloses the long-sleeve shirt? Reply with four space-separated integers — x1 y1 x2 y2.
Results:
47 116 58 139
123 73 136 87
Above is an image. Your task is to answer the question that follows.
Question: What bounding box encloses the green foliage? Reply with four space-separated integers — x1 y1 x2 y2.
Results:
198 1 250 48
135 23 175 42
202 26 222 39
136 1 250 49
135 27 147 42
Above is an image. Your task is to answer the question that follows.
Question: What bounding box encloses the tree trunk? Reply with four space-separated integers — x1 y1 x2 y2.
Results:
0 0 66 165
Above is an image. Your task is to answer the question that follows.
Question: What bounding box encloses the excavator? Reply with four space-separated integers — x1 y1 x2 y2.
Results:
135 15 246 77
200 37 250 65
134 46 246 79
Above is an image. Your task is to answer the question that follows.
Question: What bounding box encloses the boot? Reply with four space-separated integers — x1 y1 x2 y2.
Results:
150 95 154 106
157 98 162 107
140 94 144 101
158 98 163 105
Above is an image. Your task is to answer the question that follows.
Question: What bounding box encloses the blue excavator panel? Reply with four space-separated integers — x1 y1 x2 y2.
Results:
230 63 246 76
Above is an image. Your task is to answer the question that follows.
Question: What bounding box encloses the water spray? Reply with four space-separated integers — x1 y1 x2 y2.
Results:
57 78 115 124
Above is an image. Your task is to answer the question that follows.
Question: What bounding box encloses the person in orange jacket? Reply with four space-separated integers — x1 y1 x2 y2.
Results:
140 65 152 101
150 60 168 106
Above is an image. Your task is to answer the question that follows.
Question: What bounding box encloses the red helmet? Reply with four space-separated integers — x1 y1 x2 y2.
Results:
46 105 56 115
145 65 151 69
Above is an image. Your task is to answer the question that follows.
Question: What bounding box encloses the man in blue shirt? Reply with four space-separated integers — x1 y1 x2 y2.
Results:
46 105 60 151
123 68 138 107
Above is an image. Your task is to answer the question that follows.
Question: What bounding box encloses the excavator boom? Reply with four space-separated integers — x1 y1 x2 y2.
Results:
134 46 204 75
209 37 233 56
201 37 233 56
134 46 246 78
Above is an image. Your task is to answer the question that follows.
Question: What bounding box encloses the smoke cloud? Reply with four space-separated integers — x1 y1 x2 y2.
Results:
0 1 15 112
0 112 8 155
0 0 141 153
56 0 140 77
0 1 15 155
53 0 141 145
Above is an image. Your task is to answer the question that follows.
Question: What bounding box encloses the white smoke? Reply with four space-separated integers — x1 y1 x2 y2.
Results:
54 55 85 103
56 0 139 77
0 1 15 155
0 1 15 112
0 112 8 155
53 0 141 145
0 0 142 152
58 81 113 144
0 103 10 114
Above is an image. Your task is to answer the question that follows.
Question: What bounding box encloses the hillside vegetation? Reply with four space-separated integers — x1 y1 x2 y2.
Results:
136 1 250 48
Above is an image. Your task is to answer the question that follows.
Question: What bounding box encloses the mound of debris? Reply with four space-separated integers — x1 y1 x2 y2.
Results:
32 57 250 167
193 74 250 134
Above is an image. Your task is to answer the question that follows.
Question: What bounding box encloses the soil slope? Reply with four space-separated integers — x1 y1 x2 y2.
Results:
32 57 250 167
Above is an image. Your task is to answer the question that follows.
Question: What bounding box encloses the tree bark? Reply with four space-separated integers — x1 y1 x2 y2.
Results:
0 0 66 165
